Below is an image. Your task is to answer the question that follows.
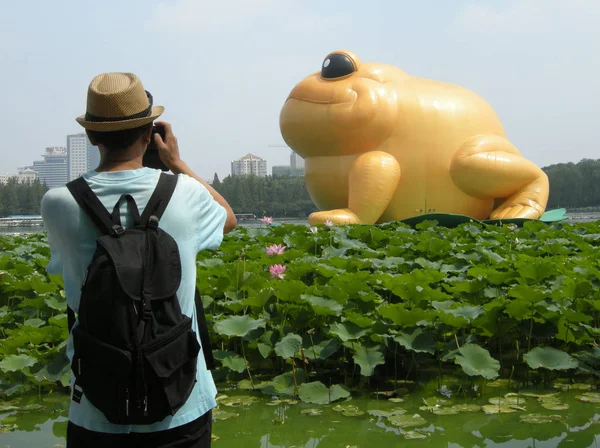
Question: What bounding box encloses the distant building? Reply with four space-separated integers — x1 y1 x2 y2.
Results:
0 168 37 185
231 153 267 177
32 147 68 188
290 150 305 171
272 165 304 177
67 133 98 181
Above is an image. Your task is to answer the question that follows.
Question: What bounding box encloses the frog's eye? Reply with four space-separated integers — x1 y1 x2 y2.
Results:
321 53 355 79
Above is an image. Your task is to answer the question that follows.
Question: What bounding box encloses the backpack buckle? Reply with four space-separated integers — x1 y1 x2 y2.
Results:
112 225 125 236
147 215 159 229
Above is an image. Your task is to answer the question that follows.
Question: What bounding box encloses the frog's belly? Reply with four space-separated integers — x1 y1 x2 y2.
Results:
305 155 494 222
305 156 355 210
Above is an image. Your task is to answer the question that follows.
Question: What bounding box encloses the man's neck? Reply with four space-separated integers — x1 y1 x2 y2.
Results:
95 145 145 172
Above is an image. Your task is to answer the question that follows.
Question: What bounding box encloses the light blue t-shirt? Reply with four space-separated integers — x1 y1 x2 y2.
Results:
40 167 226 434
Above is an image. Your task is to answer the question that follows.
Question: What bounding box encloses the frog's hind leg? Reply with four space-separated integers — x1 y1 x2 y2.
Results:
308 151 401 225
450 134 549 220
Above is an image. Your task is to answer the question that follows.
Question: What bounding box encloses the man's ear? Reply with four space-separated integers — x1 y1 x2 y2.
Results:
85 130 98 146
141 124 153 146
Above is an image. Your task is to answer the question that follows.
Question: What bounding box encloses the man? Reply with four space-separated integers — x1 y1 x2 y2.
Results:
41 72 236 447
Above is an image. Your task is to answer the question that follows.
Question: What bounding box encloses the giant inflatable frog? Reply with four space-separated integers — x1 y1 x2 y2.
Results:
279 50 549 225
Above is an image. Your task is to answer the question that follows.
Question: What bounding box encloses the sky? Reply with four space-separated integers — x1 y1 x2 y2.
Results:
0 0 599 181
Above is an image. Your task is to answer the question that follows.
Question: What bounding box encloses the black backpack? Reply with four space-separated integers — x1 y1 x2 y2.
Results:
65 173 215 425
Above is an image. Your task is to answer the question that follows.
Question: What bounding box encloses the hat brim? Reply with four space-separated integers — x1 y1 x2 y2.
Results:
75 106 164 132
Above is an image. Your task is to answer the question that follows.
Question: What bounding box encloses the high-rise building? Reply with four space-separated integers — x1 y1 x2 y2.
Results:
0 169 36 185
290 150 305 171
32 147 68 188
231 153 267 177
67 133 99 181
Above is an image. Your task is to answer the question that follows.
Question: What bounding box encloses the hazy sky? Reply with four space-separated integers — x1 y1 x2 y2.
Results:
1 0 598 181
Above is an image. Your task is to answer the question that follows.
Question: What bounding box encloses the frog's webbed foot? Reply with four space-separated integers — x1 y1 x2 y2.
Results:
451 135 549 220
309 209 360 225
308 151 401 226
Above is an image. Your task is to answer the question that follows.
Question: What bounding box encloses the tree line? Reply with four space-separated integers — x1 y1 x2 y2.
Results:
2 158 598 219
543 158 600 210
212 174 317 218
0 179 48 217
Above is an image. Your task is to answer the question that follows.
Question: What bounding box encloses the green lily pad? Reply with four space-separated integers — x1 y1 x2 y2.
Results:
388 397 405 403
297 381 350 405
553 382 593 391
237 379 269 390
453 404 481 413
0 404 19 412
274 333 303 359
482 404 521 414
523 347 578 370
0 354 37 373
221 395 259 407
353 345 385 377
454 344 500 380
300 408 323 416
520 413 563 424
213 315 266 338
404 430 429 440
212 409 239 420
489 396 527 406
341 409 365 417
576 392 600 403
540 401 569 411
367 408 406 418
388 413 428 428
422 406 459 415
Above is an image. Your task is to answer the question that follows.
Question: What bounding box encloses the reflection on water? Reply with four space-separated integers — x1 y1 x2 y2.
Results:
1 387 599 447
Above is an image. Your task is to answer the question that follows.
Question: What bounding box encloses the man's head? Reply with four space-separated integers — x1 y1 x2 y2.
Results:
76 72 163 152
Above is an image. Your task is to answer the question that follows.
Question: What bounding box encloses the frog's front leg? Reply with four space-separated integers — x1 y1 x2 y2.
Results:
450 135 549 219
309 151 401 225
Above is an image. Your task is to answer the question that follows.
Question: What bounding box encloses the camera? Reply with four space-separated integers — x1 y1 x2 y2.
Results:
143 126 169 171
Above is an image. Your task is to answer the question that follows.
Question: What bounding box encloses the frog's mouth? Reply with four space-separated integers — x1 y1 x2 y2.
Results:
286 75 358 106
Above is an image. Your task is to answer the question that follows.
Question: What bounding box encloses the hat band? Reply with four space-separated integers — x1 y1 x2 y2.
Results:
84 91 154 123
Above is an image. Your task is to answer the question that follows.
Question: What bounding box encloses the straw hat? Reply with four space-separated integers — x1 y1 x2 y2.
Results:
76 72 164 131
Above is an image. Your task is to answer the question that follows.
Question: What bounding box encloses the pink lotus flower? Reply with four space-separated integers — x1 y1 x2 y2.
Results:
507 224 518 231
269 264 286 279
324 219 334 227
266 244 286 256
309 226 318 235
260 216 273 225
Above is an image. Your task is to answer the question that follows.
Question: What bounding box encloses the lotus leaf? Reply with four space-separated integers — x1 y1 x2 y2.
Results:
454 344 500 380
274 333 303 359
0 354 37 373
297 381 350 405
523 347 578 370
394 328 436 354
352 345 385 377
213 315 266 338
328 322 368 342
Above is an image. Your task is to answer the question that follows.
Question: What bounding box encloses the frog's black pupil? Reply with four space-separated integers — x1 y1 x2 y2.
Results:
321 54 355 79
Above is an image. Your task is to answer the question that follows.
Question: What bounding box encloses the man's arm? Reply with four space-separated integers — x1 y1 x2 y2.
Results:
153 121 237 233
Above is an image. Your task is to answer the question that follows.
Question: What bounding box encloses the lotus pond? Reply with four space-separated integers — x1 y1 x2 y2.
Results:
1 219 599 446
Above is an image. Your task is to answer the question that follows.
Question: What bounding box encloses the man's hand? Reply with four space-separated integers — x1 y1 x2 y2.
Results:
152 121 237 234
153 121 183 172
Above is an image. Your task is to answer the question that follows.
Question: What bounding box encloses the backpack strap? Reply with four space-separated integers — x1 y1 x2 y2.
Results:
194 287 216 371
67 177 119 236
112 194 141 227
140 173 178 226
